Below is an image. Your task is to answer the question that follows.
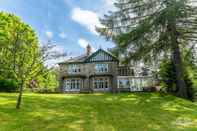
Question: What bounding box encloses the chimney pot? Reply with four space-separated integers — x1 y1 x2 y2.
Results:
86 44 91 56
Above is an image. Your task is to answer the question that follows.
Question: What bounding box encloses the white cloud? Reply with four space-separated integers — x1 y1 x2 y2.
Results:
78 38 89 49
59 32 67 39
45 30 53 39
101 0 116 14
104 0 115 9
78 38 96 52
71 7 102 35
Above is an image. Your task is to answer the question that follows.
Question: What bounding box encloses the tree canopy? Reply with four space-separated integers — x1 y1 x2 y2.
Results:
0 12 61 108
97 0 197 99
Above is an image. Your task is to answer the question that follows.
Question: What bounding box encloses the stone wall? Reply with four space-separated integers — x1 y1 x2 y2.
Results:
59 61 119 92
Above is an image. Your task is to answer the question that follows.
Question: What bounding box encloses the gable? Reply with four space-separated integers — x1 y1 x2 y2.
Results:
85 49 119 63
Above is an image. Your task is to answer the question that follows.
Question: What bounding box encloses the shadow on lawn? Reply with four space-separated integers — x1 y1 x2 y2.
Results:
0 93 197 131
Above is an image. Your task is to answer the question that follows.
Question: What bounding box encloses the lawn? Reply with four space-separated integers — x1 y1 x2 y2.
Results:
0 93 197 131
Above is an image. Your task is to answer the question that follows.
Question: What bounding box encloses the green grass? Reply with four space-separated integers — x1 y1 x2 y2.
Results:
0 93 197 131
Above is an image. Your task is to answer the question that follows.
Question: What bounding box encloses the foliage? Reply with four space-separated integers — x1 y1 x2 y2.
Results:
159 59 195 100
0 69 17 92
32 69 59 93
0 77 18 92
187 64 197 99
97 0 197 99
0 93 197 130
0 12 41 108
159 59 177 91
34 88 58 94
98 0 197 61
0 12 65 108
37 70 59 89
0 12 39 83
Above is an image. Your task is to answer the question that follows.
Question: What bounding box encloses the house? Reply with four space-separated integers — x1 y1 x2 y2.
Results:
58 45 154 93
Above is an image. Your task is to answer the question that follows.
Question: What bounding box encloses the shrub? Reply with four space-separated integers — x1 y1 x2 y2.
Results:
159 59 195 101
143 86 158 92
33 88 59 94
0 78 18 92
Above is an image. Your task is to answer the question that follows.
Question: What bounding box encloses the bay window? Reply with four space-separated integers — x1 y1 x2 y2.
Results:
64 79 81 91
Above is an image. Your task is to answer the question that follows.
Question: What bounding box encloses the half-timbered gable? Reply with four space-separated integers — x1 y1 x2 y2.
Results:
85 49 119 63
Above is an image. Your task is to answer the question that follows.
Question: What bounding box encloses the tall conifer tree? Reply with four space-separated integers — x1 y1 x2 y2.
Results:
97 0 197 99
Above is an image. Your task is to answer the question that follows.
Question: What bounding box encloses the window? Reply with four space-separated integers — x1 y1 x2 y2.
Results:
95 64 108 73
68 64 81 74
118 79 130 88
64 79 81 90
93 78 109 89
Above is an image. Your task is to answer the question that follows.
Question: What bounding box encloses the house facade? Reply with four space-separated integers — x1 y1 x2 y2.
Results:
58 45 154 93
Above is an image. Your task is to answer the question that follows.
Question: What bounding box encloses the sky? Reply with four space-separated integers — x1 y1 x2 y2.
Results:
0 0 116 64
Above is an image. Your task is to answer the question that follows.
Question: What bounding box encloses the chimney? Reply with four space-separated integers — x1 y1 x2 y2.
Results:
86 44 91 56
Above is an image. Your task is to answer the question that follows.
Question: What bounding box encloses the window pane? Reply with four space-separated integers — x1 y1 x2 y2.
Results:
94 78 109 89
95 64 108 73
68 64 80 73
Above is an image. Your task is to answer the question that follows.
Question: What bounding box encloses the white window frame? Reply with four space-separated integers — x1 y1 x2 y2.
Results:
117 76 146 91
95 64 108 73
93 78 109 90
64 79 81 91
68 64 81 74
118 78 130 89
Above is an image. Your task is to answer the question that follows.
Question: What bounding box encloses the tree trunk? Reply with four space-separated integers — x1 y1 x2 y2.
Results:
168 20 188 99
172 41 188 99
16 81 24 109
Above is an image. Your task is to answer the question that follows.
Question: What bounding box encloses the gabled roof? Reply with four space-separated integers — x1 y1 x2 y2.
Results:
85 49 119 63
67 54 88 63
58 54 89 64
59 48 119 64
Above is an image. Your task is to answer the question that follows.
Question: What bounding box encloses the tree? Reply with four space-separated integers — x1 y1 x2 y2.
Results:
34 68 59 92
97 0 197 99
0 12 66 109
14 42 65 109
159 58 195 100
0 12 41 108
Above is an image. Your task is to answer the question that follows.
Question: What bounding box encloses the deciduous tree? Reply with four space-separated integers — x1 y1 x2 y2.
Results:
0 12 66 109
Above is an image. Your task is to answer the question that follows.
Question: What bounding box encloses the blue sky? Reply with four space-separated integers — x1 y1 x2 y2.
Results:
0 0 115 58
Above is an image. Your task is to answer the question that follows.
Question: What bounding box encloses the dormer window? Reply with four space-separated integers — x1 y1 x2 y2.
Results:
68 64 80 74
95 64 108 73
